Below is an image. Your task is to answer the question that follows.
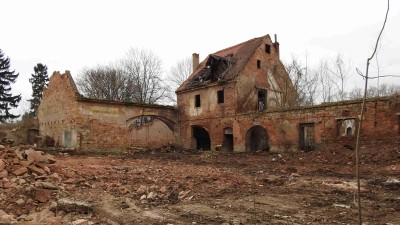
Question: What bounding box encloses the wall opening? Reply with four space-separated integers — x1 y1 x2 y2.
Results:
299 123 315 152
26 128 39 145
337 118 356 137
217 90 224 104
258 89 266 111
265 44 271 54
192 126 211 150
127 115 176 132
223 127 233 151
257 60 261 69
195 94 201 107
63 131 71 148
245 125 269 152
129 116 154 128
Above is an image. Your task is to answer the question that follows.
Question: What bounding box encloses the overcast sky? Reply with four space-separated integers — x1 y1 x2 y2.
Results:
1 0 399 114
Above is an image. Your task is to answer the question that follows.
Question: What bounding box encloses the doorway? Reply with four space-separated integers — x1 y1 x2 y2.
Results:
245 125 269 152
299 123 315 152
192 126 211 150
223 127 233 151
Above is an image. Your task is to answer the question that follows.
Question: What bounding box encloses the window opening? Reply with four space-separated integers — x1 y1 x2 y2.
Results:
337 118 356 137
217 90 224 104
257 60 261 69
258 89 266 111
195 94 201 107
265 44 271 54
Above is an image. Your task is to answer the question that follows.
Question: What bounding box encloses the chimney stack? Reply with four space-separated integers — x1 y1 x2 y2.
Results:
273 34 280 59
192 53 199 72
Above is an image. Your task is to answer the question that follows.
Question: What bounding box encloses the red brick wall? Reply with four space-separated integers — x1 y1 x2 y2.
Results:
38 71 177 152
177 96 400 152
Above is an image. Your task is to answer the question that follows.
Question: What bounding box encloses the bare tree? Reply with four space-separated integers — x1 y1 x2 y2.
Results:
348 87 363 99
76 64 133 101
168 57 192 90
166 57 192 103
285 54 318 107
316 58 336 103
77 48 169 104
329 54 351 101
121 48 168 104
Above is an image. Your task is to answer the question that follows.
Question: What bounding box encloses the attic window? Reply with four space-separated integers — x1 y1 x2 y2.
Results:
257 60 261 69
265 44 271 54
217 90 224 104
195 94 201 107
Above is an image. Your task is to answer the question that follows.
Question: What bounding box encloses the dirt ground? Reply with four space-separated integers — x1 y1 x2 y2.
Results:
1 143 399 224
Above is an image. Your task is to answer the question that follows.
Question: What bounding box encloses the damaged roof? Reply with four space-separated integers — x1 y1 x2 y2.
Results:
177 35 269 92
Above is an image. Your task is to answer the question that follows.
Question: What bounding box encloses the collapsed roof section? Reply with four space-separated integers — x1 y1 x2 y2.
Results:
177 35 267 92
187 54 234 89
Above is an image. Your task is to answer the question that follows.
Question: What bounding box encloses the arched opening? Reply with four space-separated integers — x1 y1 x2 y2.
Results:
245 125 269 152
126 115 175 148
223 127 234 152
126 115 176 132
192 126 211 150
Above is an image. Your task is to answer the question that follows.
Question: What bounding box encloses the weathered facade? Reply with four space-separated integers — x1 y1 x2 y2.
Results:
38 71 177 151
175 34 399 152
38 34 400 152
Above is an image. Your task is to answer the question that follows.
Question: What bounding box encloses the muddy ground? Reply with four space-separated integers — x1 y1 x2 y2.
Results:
1 143 399 224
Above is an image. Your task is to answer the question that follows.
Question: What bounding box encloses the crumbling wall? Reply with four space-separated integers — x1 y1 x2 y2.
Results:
38 71 177 152
38 71 80 148
178 95 400 152
76 101 175 150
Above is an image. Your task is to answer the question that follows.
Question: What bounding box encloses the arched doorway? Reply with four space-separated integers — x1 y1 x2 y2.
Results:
245 125 269 152
192 126 211 150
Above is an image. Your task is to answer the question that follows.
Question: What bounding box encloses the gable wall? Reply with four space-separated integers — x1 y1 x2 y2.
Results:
38 72 80 147
236 36 293 114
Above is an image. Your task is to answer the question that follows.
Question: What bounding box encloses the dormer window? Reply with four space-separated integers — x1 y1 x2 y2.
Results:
265 44 271 54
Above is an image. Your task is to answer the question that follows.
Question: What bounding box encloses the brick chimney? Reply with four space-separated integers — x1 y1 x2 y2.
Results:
192 53 199 72
273 34 280 59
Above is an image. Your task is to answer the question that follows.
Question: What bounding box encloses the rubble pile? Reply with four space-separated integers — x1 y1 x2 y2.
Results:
0 145 93 224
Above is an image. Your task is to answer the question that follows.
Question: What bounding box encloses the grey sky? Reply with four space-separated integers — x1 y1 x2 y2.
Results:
1 0 399 114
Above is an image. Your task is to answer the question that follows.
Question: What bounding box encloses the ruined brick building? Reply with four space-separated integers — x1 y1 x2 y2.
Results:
38 34 400 152
38 72 177 151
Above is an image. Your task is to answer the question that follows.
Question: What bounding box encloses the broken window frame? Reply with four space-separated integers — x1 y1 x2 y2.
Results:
217 90 224 104
257 89 267 112
195 94 201 108
336 117 356 137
